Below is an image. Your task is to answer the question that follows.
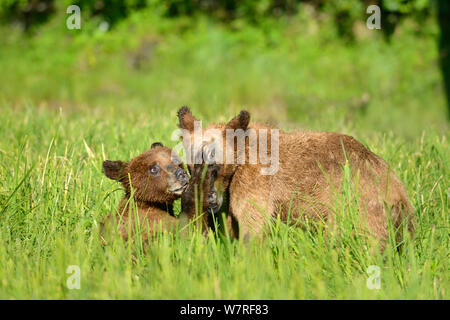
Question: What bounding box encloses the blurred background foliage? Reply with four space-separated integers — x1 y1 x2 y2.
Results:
0 1 439 32
0 0 448 139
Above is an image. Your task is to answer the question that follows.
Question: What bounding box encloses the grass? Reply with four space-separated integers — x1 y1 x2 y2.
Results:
0 8 448 299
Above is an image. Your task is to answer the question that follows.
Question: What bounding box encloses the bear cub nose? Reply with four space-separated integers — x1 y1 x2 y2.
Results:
175 168 188 184
207 191 217 204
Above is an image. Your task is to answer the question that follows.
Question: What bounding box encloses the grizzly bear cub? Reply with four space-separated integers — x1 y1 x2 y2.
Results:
101 142 189 242
178 106 415 246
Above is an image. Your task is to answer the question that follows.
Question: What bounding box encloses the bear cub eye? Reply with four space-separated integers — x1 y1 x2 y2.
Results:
149 164 160 176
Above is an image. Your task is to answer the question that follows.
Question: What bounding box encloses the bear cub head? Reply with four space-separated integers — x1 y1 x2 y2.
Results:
177 106 251 216
102 142 189 205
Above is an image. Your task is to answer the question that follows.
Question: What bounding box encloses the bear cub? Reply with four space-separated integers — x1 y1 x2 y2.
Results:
178 106 415 245
101 142 189 242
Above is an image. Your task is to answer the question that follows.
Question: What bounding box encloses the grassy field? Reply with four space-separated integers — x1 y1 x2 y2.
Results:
0 9 448 299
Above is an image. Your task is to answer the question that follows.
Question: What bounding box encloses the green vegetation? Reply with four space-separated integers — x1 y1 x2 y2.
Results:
0 2 448 299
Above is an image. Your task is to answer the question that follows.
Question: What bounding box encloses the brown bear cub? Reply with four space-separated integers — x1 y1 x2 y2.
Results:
178 106 415 246
101 142 189 242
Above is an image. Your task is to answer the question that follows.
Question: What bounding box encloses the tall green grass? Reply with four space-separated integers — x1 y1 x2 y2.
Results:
0 104 447 299
0 8 448 299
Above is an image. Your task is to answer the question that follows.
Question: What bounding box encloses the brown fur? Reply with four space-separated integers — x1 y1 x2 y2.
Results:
101 143 189 242
178 107 415 246
180 160 221 233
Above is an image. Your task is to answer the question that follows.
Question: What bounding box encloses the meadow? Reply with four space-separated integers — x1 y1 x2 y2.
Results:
0 8 448 299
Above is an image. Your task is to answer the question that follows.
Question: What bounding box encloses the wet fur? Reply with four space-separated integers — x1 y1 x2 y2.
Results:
178 107 415 246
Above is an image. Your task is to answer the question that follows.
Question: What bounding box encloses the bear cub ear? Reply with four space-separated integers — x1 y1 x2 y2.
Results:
226 110 250 131
151 142 164 149
103 160 127 181
177 106 198 132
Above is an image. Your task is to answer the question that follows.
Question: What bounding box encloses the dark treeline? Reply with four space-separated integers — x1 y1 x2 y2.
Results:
0 0 437 32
